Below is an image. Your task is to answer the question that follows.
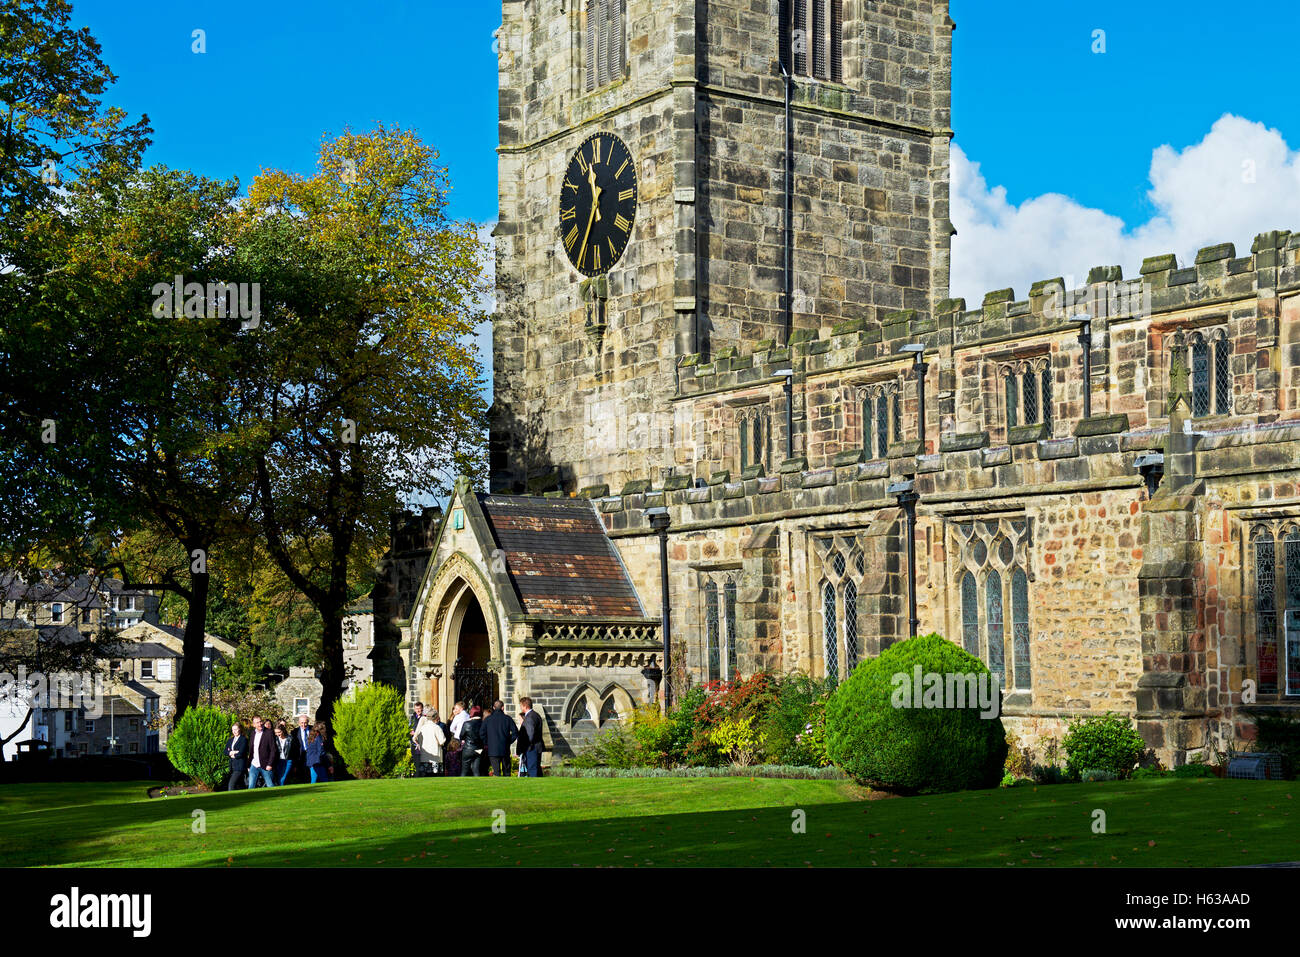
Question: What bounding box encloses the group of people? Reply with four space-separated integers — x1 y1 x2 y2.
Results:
224 713 332 791
409 696 545 778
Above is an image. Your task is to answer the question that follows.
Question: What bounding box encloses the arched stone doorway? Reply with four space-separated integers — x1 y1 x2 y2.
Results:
450 591 498 709
440 580 500 712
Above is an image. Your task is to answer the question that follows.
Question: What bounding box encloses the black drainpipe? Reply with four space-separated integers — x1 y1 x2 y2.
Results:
781 59 795 460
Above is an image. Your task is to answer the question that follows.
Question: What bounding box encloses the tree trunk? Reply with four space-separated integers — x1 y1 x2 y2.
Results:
174 568 210 725
317 608 346 730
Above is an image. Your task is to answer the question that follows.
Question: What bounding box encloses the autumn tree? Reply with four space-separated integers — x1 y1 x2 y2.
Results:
230 127 487 723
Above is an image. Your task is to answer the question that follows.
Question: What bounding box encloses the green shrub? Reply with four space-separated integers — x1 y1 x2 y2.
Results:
709 715 761 765
168 705 237 788
331 682 409 779
1131 765 1170 780
1061 714 1146 780
386 751 416 779
758 673 834 767
1081 768 1118 782
1004 732 1032 779
823 633 1007 793
1172 762 1216 779
1252 712 1300 779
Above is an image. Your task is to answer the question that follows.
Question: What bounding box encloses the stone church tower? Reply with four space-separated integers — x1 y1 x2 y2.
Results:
491 0 954 497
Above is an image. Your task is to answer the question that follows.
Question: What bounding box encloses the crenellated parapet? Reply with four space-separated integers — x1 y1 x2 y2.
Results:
676 230 1300 398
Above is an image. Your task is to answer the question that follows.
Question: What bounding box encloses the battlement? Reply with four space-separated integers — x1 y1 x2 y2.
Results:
676 229 1300 396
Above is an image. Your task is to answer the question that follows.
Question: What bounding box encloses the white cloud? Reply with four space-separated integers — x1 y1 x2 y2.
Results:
948 114 1300 305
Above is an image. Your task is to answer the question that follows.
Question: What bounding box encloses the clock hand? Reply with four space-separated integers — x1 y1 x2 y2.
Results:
577 164 602 266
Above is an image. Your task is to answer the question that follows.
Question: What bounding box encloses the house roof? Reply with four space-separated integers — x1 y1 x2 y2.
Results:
476 495 645 618
118 642 181 658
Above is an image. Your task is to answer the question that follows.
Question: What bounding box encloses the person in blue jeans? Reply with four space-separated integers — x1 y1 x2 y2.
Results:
306 722 330 783
273 722 293 786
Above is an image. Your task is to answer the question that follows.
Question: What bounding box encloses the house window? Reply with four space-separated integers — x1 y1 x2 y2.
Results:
1172 328 1232 417
82 608 91 624
860 380 903 459
118 595 137 612
1001 359 1052 433
294 698 310 716
738 408 770 474
784 0 843 83
1252 524 1300 696
84 720 95 733
585 0 626 92
158 659 172 681
140 660 154 680
51 602 63 623
129 718 138 732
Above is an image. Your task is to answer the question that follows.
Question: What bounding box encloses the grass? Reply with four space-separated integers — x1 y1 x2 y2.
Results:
0 776 1295 867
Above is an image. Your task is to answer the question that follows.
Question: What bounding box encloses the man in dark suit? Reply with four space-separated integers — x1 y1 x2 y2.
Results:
518 697 543 778
226 722 249 791
288 713 311 783
482 699 517 776
247 716 275 788
408 700 424 762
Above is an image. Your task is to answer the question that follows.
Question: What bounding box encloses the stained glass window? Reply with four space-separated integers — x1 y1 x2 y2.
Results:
1005 374 1018 429
892 390 902 444
1191 335 1210 417
599 696 619 723
961 572 979 657
823 581 838 685
832 551 846 578
724 580 738 681
844 579 858 676
753 416 765 469
986 571 1005 686
1255 536 1278 695
739 420 749 470
705 581 720 683
570 695 592 725
1214 337 1231 415
1012 568 1031 689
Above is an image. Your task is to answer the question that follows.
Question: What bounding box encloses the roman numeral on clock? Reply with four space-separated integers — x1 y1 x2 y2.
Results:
591 138 602 165
614 213 631 233
619 188 634 202
616 158 629 179
560 206 576 221
564 225 579 250
591 245 601 271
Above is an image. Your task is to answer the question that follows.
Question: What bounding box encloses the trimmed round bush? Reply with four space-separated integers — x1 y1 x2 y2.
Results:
1061 714 1146 779
331 682 410 779
824 633 1007 793
168 705 237 788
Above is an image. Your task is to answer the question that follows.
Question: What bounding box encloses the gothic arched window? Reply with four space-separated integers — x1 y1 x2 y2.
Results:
985 571 1005 687
1001 359 1051 434
704 580 720 682
1252 524 1300 697
843 579 859 675
960 572 979 657
1012 568 1031 689
700 571 739 683
823 581 838 684
1174 328 1233 417
860 382 902 460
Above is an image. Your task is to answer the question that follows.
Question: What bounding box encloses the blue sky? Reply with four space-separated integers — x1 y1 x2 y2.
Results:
70 0 1300 302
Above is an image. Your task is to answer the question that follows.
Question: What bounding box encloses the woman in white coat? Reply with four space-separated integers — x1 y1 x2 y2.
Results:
412 708 448 777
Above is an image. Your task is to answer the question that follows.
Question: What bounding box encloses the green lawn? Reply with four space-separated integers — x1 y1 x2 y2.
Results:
0 776 1295 867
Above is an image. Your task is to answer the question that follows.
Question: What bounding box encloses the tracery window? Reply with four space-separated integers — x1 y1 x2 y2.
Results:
700 570 739 683
859 380 903 460
738 407 771 474
815 534 867 683
1170 328 1232 417
1251 523 1300 697
953 519 1032 692
1000 358 1052 433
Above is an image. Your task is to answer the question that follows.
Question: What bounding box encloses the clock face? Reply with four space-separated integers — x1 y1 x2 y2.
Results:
558 132 637 277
